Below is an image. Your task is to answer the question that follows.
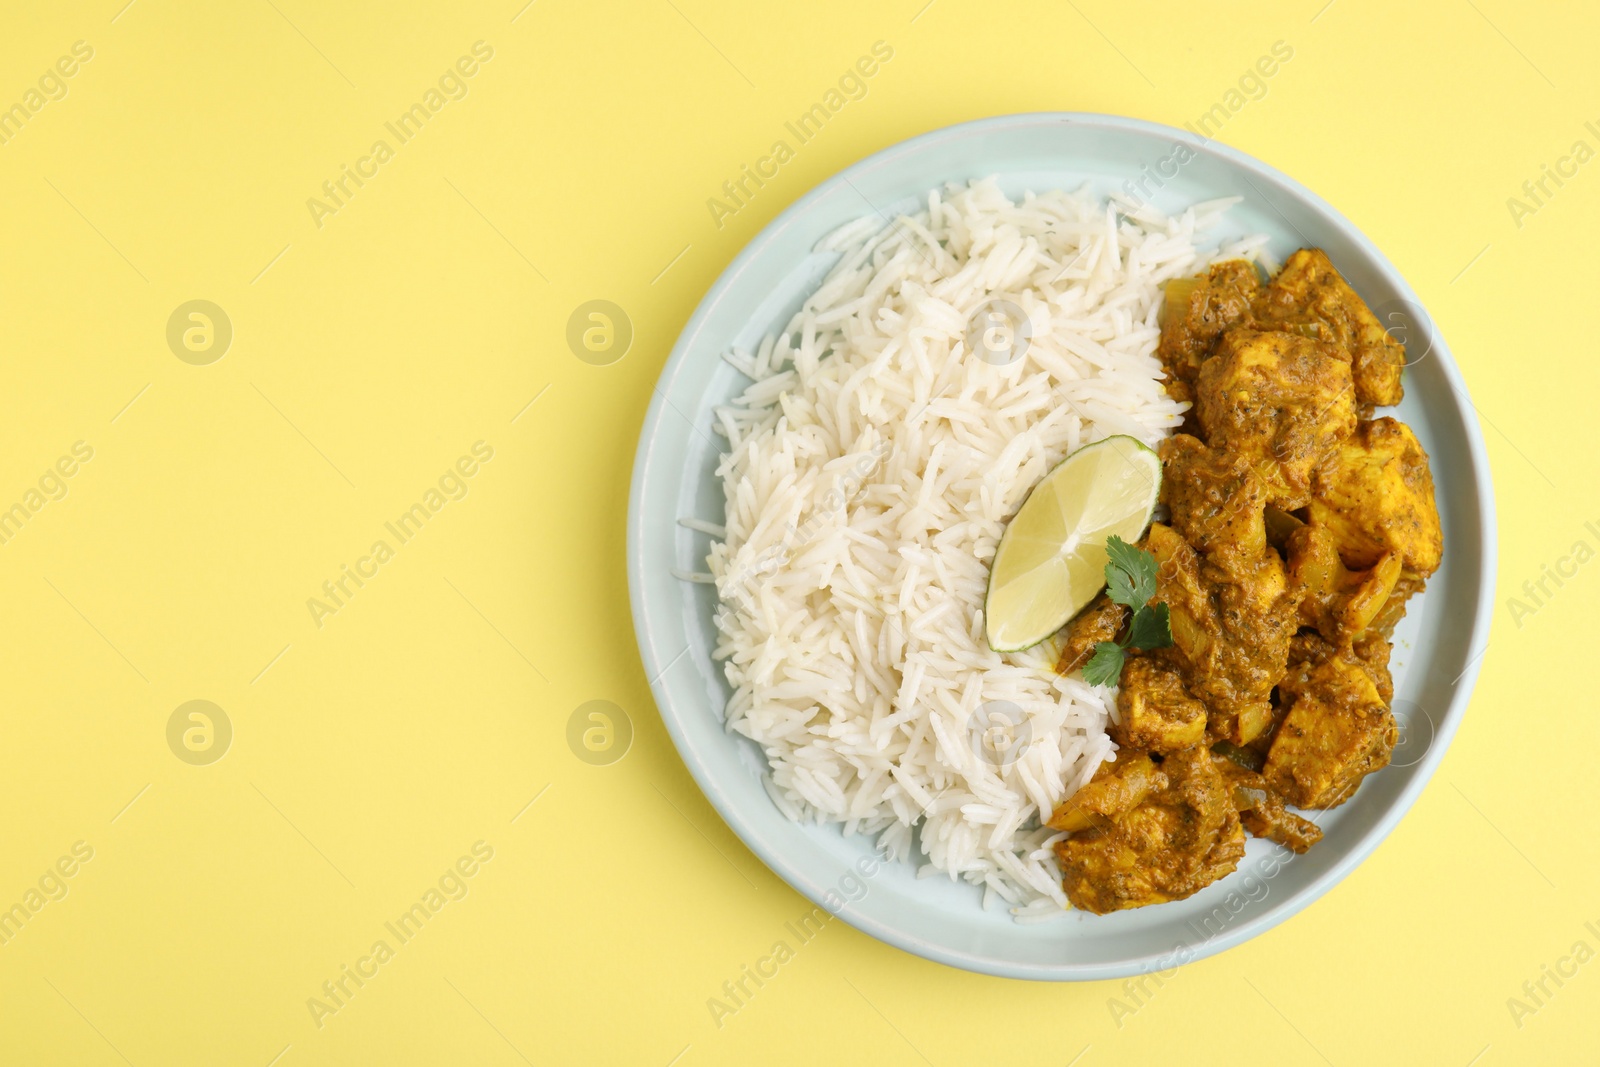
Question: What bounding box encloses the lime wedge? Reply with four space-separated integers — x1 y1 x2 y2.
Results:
984 435 1161 652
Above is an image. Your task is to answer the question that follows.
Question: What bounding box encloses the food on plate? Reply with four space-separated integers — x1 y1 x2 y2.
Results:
1049 745 1244 913
1074 536 1175 691
692 174 1436 921
1044 252 1439 912
983 437 1160 653
1162 249 1406 411
698 180 1258 918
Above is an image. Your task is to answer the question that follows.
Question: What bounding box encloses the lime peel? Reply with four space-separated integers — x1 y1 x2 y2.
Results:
984 435 1161 652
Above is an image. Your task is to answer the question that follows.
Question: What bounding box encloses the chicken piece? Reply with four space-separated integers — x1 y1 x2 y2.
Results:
1195 329 1358 509
1280 628 1393 709
1254 248 1406 407
1114 656 1208 752
1055 746 1245 913
1212 751 1324 854
1160 434 1269 561
1287 625 1393 698
1158 260 1262 389
1047 750 1167 832
1308 417 1442 574
1056 594 1127 675
1142 523 1295 747
1286 521 1403 644
1265 651 1397 809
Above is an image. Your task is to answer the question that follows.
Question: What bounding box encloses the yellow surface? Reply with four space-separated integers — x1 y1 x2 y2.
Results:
0 1 1590 1063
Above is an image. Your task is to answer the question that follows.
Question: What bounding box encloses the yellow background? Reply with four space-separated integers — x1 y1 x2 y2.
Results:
0 0 1591 1063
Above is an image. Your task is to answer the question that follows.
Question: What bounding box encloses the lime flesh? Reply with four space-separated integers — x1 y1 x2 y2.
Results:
984 435 1161 652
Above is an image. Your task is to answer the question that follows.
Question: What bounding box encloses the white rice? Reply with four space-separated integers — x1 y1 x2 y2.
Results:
695 177 1262 915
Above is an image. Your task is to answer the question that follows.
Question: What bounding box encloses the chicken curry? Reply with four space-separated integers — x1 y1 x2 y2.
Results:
1049 250 1441 913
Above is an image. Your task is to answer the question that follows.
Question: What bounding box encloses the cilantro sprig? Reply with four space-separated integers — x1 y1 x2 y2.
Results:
1081 535 1173 687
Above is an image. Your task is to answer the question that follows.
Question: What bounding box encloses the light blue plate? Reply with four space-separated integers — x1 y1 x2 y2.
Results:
627 113 1496 980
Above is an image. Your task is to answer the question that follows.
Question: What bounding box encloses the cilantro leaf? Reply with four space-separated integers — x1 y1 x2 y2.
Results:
1103 533 1145 577
1104 564 1139 609
1104 534 1156 608
1081 642 1125 688
1071 537 1173 688
1125 602 1173 651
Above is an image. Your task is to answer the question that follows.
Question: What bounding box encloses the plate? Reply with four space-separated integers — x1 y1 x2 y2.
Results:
626 113 1495 980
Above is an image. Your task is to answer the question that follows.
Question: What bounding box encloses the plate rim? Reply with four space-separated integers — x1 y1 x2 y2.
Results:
626 110 1498 981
